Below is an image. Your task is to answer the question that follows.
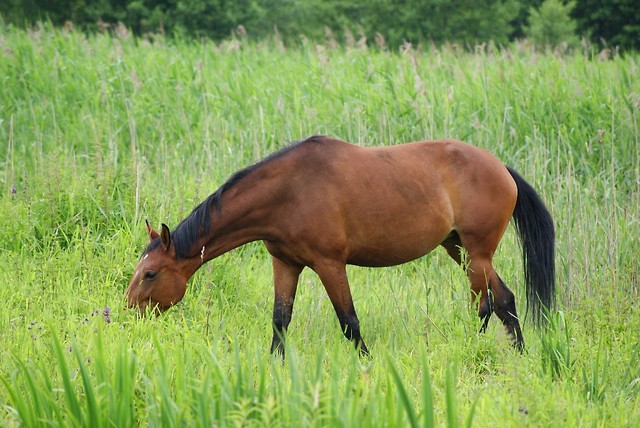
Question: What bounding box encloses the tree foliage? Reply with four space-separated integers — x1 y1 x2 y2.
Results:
572 0 640 51
525 0 578 49
0 0 638 50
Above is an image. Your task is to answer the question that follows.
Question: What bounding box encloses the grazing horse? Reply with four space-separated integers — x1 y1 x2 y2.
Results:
126 136 555 356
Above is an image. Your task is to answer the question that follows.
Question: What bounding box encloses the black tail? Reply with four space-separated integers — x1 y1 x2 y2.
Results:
506 167 556 326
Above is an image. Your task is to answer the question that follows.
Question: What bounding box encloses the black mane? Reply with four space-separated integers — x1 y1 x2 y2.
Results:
144 136 327 259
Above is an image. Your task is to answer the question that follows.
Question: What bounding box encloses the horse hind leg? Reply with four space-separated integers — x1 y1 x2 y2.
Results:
491 274 524 351
442 233 524 351
441 231 463 265
465 255 496 334
467 254 524 351
441 232 493 332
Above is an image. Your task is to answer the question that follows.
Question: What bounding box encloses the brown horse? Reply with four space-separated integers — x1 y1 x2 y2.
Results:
126 136 555 356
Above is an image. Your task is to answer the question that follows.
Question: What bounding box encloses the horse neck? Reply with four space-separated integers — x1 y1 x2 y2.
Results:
198 175 278 264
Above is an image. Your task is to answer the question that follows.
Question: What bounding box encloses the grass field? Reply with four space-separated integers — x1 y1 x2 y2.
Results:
0 24 639 426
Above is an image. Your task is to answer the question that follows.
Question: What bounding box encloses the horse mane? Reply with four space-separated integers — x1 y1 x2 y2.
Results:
145 136 328 259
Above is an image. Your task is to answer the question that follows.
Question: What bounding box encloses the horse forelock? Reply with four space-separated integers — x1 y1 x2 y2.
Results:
141 194 215 259
142 238 161 256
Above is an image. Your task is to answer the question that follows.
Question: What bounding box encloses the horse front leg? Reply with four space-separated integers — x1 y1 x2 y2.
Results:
313 260 369 356
270 256 302 359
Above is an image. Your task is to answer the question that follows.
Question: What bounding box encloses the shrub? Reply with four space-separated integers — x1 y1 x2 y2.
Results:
525 0 578 49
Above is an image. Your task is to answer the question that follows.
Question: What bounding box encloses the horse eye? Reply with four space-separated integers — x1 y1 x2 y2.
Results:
143 271 158 281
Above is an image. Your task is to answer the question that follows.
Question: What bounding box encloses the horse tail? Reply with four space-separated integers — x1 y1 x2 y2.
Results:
506 167 556 326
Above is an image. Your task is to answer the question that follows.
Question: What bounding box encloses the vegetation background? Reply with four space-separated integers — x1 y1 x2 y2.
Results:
0 1 639 426
1 0 640 50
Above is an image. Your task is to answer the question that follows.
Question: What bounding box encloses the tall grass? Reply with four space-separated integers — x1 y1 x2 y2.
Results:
0 24 639 426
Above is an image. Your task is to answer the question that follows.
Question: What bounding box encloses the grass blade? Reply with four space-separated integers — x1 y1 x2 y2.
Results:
388 357 419 428
420 356 434 428
51 331 83 427
445 363 458 428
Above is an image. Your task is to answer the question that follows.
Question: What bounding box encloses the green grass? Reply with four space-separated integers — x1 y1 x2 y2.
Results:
0 23 639 426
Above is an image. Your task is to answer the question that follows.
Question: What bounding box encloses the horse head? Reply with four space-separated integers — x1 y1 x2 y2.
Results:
126 221 190 315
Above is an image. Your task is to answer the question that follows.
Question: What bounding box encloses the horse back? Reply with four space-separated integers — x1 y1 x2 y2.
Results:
267 137 517 267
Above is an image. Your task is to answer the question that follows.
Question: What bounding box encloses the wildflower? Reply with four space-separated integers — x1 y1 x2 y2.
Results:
103 306 111 323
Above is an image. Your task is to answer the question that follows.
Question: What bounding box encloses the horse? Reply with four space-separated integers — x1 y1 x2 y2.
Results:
126 135 555 356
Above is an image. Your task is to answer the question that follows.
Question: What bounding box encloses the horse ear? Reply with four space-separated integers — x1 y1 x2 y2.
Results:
160 223 172 252
146 219 160 241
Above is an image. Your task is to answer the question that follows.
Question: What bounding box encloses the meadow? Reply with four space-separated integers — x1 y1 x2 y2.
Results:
0 24 639 426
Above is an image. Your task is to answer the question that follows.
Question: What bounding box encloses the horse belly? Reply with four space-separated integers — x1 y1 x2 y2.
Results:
347 245 439 267
345 216 451 267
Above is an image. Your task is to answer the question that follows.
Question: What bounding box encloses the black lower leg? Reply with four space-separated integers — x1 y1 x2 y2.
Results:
270 299 292 358
339 314 369 356
270 327 286 357
478 291 494 334
493 276 525 352
498 305 525 352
